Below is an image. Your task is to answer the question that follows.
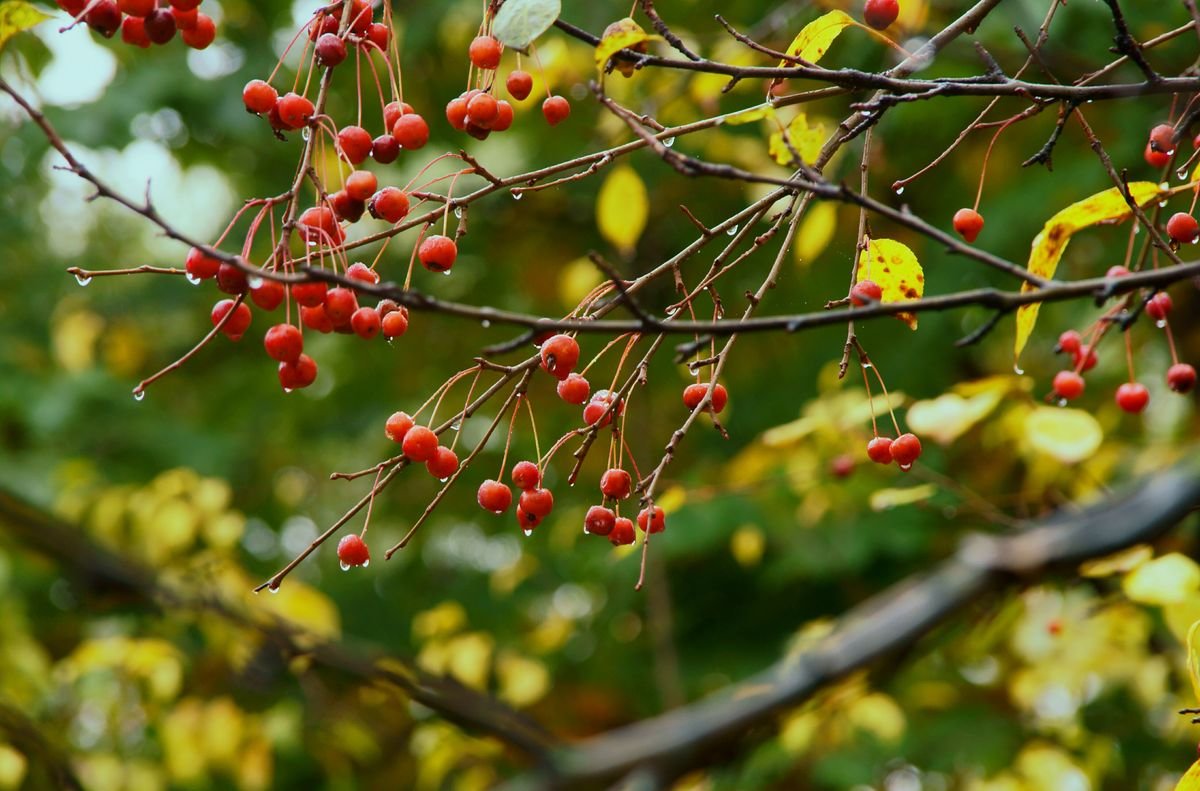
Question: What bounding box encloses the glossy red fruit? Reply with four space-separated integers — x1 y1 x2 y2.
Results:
636 505 665 534
382 308 409 338
506 70 533 101
337 125 373 164
144 8 177 44
1167 212 1200 244
308 13 338 41
351 307 381 339
491 101 514 133
600 468 632 500
1168 363 1197 394
609 517 636 546
682 382 728 413
368 187 410 223
278 354 318 390
212 300 252 340
251 279 285 311
345 262 378 285
85 1 121 37
891 433 922 467
1146 292 1173 321
171 6 198 29
344 170 377 201
866 436 893 464
300 304 333 333
185 247 220 280
953 208 984 243
519 488 554 518
119 0 154 16
242 80 278 115
371 134 400 164
584 390 622 427
1057 330 1082 355
365 22 389 51
170 0 204 12
850 279 882 306
121 17 151 47
446 98 469 130
469 35 502 69
542 95 570 126
393 114 430 150
180 12 214 48
1073 346 1098 372
477 480 513 513
427 446 459 479
298 206 344 246
418 235 457 272
323 288 359 324
264 323 303 363
1052 370 1085 401
467 92 499 127
1149 123 1177 154
556 373 590 404
316 32 347 67
863 0 900 30
402 426 438 462
217 263 248 295
1106 265 1130 279
337 534 370 567
540 334 580 379
516 504 541 530
347 0 371 34
382 101 413 130
293 281 328 308
276 93 315 129
330 191 366 223
511 461 541 490
584 505 616 536
1115 382 1150 413
1145 142 1170 169
385 411 414 442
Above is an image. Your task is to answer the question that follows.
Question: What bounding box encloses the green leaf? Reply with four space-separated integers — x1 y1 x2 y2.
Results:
492 0 561 51
0 0 49 53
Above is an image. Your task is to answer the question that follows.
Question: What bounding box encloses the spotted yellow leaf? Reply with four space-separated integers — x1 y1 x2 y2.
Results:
778 10 854 66
768 113 828 166
594 17 661 75
1023 406 1101 464
1014 182 1166 361
0 0 49 52
855 238 924 329
596 165 648 255
1175 758 1200 791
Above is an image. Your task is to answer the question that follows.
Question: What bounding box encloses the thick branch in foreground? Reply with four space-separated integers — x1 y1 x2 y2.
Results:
499 455 1200 790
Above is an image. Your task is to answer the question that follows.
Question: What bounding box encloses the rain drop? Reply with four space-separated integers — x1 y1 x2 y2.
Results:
301 127 311 141
442 270 451 276
75 274 93 287
362 559 369 568
1159 200 1169 208
663 136 676 147
133 390 146 402
1156 319 1167 329
1132 223 1140 234
454 206 464 218
893 185 905 195
1178 168 1191 181
1056 398 1068 408
522 528 533 537
450 420 462 431
898 462 912 472
185 273 202 285
283 387 294 394
439 477 449 483
1014 364 1025 375
247 275 264 289
340 561 351 571
511 190 524 200
861 361 873 369
726 224 739 236
481 319 491 328
268 584 281 594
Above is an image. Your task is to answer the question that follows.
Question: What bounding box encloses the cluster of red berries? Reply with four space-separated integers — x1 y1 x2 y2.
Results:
863 0 900 30
56 0 215 49
866 433 923 470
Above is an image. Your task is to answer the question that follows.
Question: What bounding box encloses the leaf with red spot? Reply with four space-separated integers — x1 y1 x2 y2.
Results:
855 238 925 330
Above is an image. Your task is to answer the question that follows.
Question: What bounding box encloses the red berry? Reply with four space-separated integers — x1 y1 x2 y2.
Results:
542 95 570 126
347 0 371 34
351 307 381 339
402 426 438 462
636 505 665 534
519 487 554 518
382 308 410 338
278 354 318 390
1073 345 1098 372
682 382 728 413
952 208 984 243
217 263 248 295
850 279 882 306
368 187 410 223
337 534 370 567
609 517 636 546
1106 265 1130 279
308 13 338 41
891 433 922 467
385 411 414 443
1168 363 1197 394
121 16 151 47
556 373 590 404
276 93 314 130
516 504 541 530
264 323 303 362
344 170 377 201
382 101 413 131
600 469 632 500
468 35 502 70
1052 370 1085 401
212 299 252 340
170 0 204 11
119 0 154 16
492 101 514 133
299 206 344 246
324 287 359 323
1149 123 1177 154
831 454 856 478
584 505 616 536
251 279 285 311
446 98 469 131
863 0 900 30
85 1 121 37
300 304 334 333
506 70 533 101
1146 292 1173 321
365 22 389 51
171 6 198 30
866 436 893 464
583 390 622 427
1115 382 1150 413
144 8 177 44
338 126 374 164
426 446 459 479
1167 212 1199 244
185 247 220 280
540 334 580 379
467 92 499 127
1057 330 1082 355
180 12 214 48
331 191 365 223
371 134 400 164
316 32 347 67
55 0 87 14
392 114 430 150
511 461 541 490
1145 142 1170 169
477 480 513 513
345 262 379 285
293 281 328 308
418 235 457 272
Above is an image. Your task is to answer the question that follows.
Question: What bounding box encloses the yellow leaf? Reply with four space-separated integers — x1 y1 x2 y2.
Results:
558 256 605 308
0 1 50 53
1175 759 1200 791
724 103 776 126
906 389 1004 445
445 632 494 690
730 525 764 567
496 653 550 707
656 485 687 515
594 17 661 76
596 165 648 255
412 601 467 640
1187 618 1200 703
1080 544 1152 578
794 201 837 266
0 744 26 790
768 113 827 166
869 483 937 511
1014 182 1166 361
1024 406 1101 464
855 238 925 329
1122 553 1200 605
777 10 854 65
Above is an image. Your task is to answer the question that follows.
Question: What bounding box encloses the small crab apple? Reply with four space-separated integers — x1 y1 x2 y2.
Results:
1145 142 1170 169
371 134 400 164
144 8 177 44
392 114 430 150
171 6 199 29
467 92 500 127
426 446 459 479
585 505 616 536
506 70 533 101
1052 370 1085 401
520 488 555 518
242 80 278 114
276 92 315 130
469 35 502 69
344 170 377 201
212 300 252 340
637 505 666 534
952 208 984 243
1168 363 1197 394
401 426 439 462
316 32 347 67
298 206 344 245
511 461 541 491
323 287 359 323
365 22 389 51
217 263 248 295
540 334 580 379
1167 212 1200 244
337 125 373 164
1149 123 1177 154
86 1 121 37
1105 265 1130 279
293 281 328 308
477 480 513 513
492 101 515 133
122 17 151 48
600 468 632 500
557 373 590 405
1115 382 1150 413
1146 292 1173 322
866 436 893 464
351 307 381 339
543 95 571 126
516 505 541 530
383 100 414 130
850 279 882 306
446 97 469 130
682 382 728 413
300 305 334 333
584 390 623 427
368 187 410 223
891 433 922 468
278 354 318 390
382 307 410 338
119 0 154 16
610 517 636 546
331 190 365 222
1073 345 1098 372
251 279 286 311
863 0 900 30
1056 329 1082 355
337 534 370 568
346 262 379 285
385 411 414 443
264 323 303 363
830 454 856 478
180 13 215 49
418 235 457 273
185 247 220 280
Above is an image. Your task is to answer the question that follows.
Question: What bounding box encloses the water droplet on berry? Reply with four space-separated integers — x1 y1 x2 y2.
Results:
894 185 905 195
442 270 451 276
1013 364 1025 375
283 387 294 394
663 136 675 147
1156 318 1167 329
522 528 533 537
133 390 146 401
511 190 523 200
247 275 264 289
726 224 739 236
75 274 93 287
1056 398 1067 408
898 462 912 472
439 476 449 483
186 273 202 285
361 559 369 567
340 561 350 571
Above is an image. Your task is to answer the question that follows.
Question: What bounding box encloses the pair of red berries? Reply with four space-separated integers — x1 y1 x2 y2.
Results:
1055 330 1098 372
260 323 318 390
866 433 922 469
1145 123 1178 168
